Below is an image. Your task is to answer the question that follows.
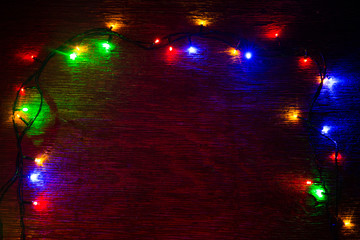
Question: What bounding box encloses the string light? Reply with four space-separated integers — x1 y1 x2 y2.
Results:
1 24 347 239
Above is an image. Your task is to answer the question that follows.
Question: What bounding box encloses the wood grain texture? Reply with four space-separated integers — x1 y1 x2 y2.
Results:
0 0 359 239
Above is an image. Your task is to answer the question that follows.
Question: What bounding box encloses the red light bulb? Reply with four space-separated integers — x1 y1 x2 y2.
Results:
275 33 279 38
306 180 312 185
154 39 160 44
169 46 173 51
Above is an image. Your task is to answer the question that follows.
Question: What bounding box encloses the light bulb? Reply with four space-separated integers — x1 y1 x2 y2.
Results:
188 46 197 54
321 126 330 134
102 42 111 50
70 53 77 60
245 52 252 59
30 173 40 182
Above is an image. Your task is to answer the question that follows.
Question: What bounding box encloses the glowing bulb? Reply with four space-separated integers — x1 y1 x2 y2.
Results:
275 33 279 38
22 108 28 112
310 185 326 201
35 158 42 165
30 173 40 182
70 53 77 60
228 48 239 56
21 88 24 92
102 42 111 50
245 52 252 59
32 201 38 206
34 155 47 166
331 152 342 161
196 19 208 26
316 189 324 198
154 39 160 44
321 126 330 134
188 46 197 54
76 46 80 51
306 180 312 185
303 58 308 63
343 219 353 228
169 46 173 51
106 22 120 31
323 77 336 88
16 114 20 118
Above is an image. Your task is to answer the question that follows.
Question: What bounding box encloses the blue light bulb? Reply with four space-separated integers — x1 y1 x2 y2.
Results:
321 126 330 134
188 46 197 54
30 173 40 183
245 52 252 59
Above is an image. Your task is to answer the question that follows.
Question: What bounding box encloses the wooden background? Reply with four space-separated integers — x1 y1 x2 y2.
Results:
1 0 359 239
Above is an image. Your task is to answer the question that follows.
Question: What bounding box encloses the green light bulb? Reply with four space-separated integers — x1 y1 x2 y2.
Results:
310 185 326 201
315 189 324 198
22 107 29 112
70 53 77 60
102 43 111 50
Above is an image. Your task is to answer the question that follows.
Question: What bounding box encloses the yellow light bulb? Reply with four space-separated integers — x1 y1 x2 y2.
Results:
196 19 208 26
343 219 353 228
106 22 120 31
227 48 239 56
287 109 300 121
35 158 42 166
34 155 48 166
